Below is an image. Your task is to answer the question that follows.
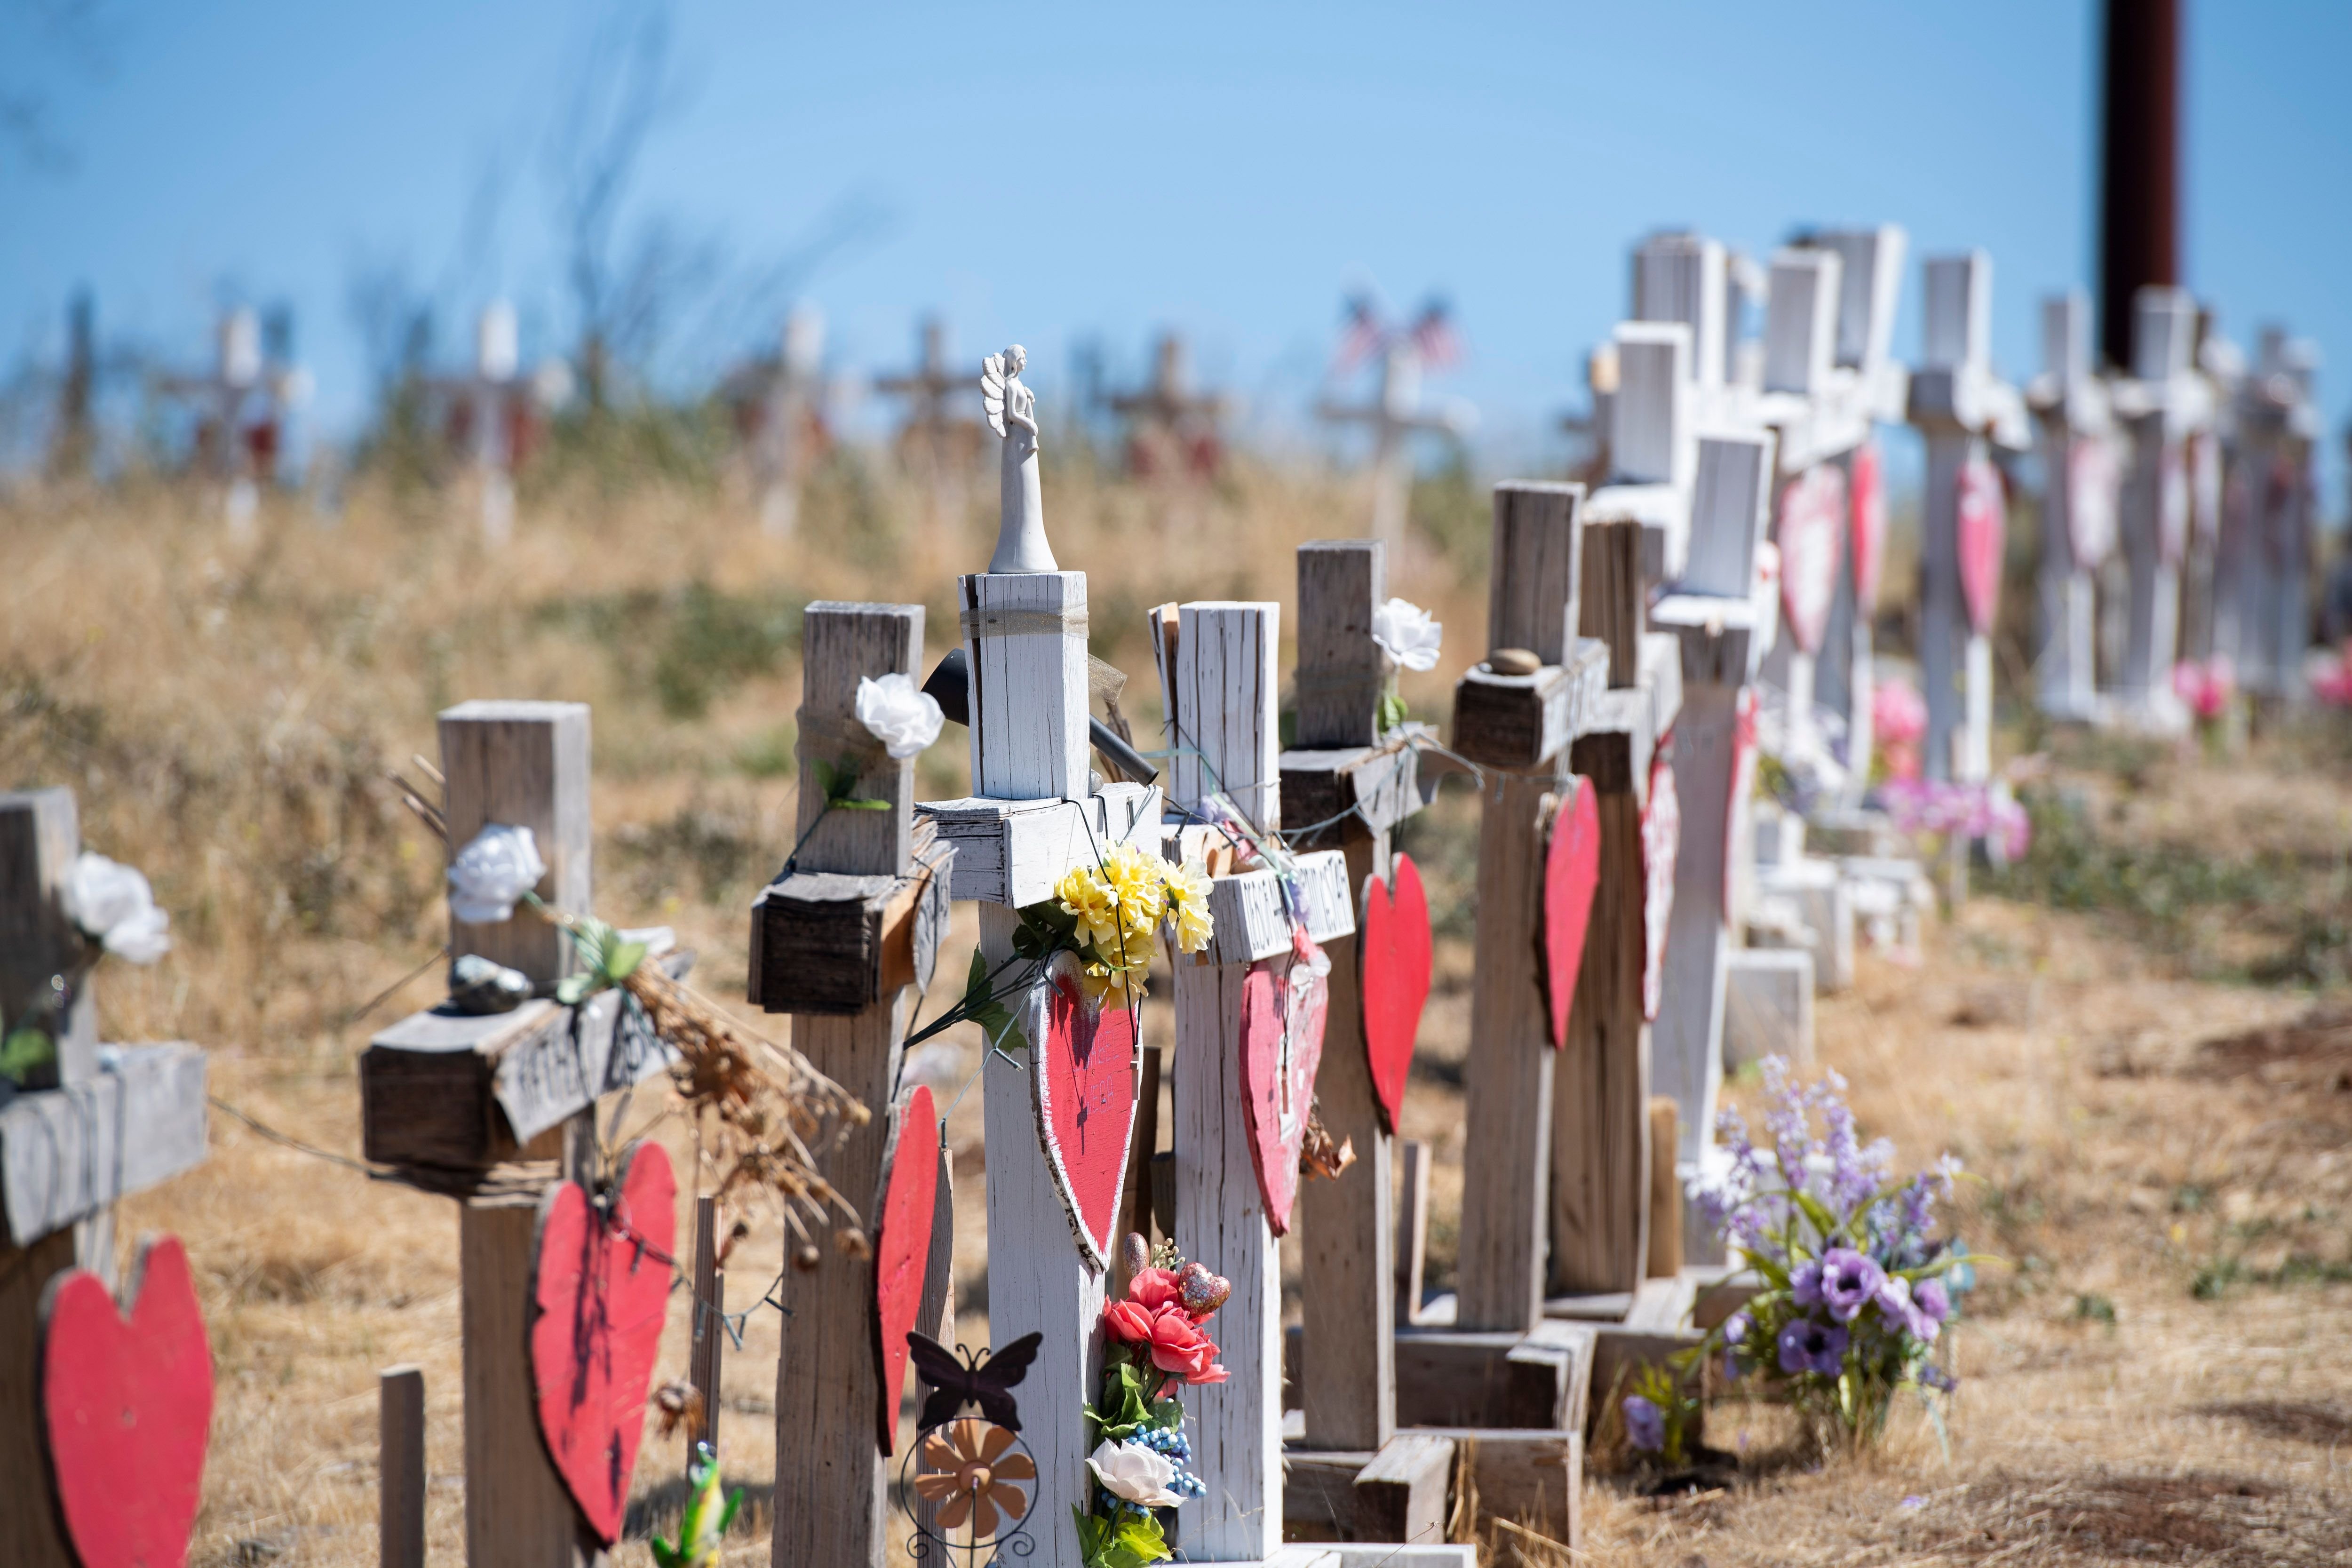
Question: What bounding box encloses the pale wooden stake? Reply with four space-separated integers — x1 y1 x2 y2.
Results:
689 1197 724 1460
1394 1138 1432 1328
1294 541 1398 1455
2116 287 2208 728
439 701 605 1568
381 1365 427 1568
1550 520 1680 1297
772 604 926 1568
2030 290 2113 724
1167 601 1286 1561
965 567 1104 1568
1457 482 1587 1333
1644 1099 1682 1281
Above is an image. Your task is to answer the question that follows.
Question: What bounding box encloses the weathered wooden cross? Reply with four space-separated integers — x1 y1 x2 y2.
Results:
1905 250 2030 782
1111 332 1228 480
1316 314 1472 560
2218 326 2323 701
361 701 685 1567
0 788 209 1568
2108 286 2214 731
747 602 957 1565
2027 289 2121 724
725 305 830 538
154 305 299 534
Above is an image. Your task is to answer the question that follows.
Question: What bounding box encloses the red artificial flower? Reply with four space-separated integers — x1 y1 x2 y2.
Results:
1127 1267 1182 1313
1102 1300 1155 1345
1147 1306 1226 1385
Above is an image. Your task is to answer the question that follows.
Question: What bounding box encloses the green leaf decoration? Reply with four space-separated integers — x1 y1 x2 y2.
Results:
1376 692 1410 735
0 1026 56 1085
605 939 648 983
555 974 596 1006
834 797 891 811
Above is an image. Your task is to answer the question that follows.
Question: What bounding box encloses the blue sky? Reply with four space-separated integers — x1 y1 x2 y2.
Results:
2 0 2346 497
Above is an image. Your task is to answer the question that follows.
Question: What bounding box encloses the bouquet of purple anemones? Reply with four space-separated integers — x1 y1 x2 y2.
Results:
1692 1056 1970 1447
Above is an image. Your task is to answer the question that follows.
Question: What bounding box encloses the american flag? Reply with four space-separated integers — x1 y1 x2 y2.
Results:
1330 292 1462 374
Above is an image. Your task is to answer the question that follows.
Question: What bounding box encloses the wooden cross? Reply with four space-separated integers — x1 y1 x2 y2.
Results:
1906 250 2030 781
2107 286 2215 730
1450 482 1609 1333
721 305 830 539
876 314 983 480
2219 326 2323 699
1155 600 1359 1566
752 603 956 1565
1548 520 1683 1297
360 701 687 1567
1649 430 1778 1173
151 306 298 534
1110 333 1227 479
0 788 209 1568
1316 337 1470 559
2028 289 2120 724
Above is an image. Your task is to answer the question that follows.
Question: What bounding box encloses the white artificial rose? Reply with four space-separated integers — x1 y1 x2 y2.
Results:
1369 597 1443 672
855 672 946 760
62 853 172 964
1086 1438 1184 1510
448 823 547 924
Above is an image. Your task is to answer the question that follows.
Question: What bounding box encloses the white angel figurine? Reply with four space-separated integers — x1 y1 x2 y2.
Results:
982 344 1056 572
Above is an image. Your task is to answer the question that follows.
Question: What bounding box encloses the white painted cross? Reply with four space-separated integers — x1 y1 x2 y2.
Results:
2106 287 2216 731
2216 325 2321 701
1905 250 2030 782
727 304 830 538
154 306 307 535
2027 289 2122 724
1316 302 1474 560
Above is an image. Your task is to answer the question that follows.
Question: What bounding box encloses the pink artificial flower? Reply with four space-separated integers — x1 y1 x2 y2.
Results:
2171 655 2234 724
2313 645 2352 708
1102 1300 1156 1345
1147 1307 1227 1385
1127 1267 1183 1313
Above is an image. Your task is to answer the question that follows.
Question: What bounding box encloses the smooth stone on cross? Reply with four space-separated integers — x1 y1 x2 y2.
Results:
983 345 1056 573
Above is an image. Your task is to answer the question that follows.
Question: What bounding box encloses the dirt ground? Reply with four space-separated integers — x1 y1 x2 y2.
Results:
8 478 2350 1565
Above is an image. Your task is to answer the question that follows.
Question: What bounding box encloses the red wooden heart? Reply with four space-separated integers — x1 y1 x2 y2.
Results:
531 1141 675 1544
1641 736 1681 1024
1956 454 2005 637
1032 977 1138 1268
1541 778 1603 1048
1358 853 1432 1135
1724 687 1758 923
871 1083 941 1455
41 1234 213 1568
2065 436 2119 571
1776 462 1847 656
1240 934 1330 1236
1850 439 1887 607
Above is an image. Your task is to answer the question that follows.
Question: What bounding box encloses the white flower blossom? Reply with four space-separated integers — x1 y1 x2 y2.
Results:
1087 1439 1184 1509
855 672 946 760
448 824 547 924
1369 597 1443 672
63 853 172 964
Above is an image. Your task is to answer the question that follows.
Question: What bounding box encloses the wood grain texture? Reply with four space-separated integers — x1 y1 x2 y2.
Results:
0 788 97 1087
915 785 1160 906
1300 831 1395 1452
379 1365 426 1568
1609 324 1692 489
1646 1099 1682 1279
1351 1431 1454 1544
461 1189 604 1568
1279 732 1423 851
1548 775 1651 1297
688 1199 723 1461
1487 483 1586 661
960 572 1091 803
772 998 906 1566
1653 681 1738 1166
439 701 591 984
1679 434 1777 601
0 1043 207 1246
1294 541 1387 750
0 1227 79 1568
794 602 923 876
1455 771 1557 1333
977 906 1105 1568
1203 850 1354 965
747 828 953 1014
1173 955 1283 1561
1397 1428 1581 1549
1580 521 1646 689
1166 603 1281 832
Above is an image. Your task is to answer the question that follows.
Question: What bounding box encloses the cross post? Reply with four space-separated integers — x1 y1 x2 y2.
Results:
2028 289 2119 724
2109 286 2213 729
2218 327 2323 700
0 788 208 1568
1317 341 1469 559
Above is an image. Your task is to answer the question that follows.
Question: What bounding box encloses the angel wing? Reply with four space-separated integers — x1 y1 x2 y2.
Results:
981 353 1009 438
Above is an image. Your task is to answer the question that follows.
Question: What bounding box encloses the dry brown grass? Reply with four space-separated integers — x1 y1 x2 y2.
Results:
7 465 2352 1565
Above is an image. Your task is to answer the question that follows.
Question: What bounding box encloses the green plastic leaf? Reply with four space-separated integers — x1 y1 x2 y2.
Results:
1106 1514 1172 1565
834 797 891 811
555 974 597 1006
605 939 649 983
1149 1396 1185 1431
1376 692 1409 735
0 1026 56 1085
